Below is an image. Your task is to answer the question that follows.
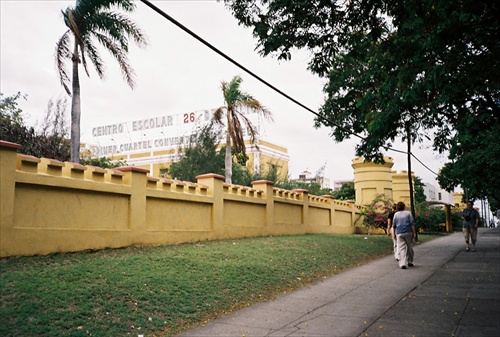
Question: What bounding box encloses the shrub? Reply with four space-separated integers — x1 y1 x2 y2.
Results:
414 203 447 232
357 194 393 233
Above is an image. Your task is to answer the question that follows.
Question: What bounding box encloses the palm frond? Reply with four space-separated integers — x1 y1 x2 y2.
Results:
84 11 148 51
93 32 135 88
85 0 136 13
56 0 147 90
225 76 245 105
239 99 273 122
55 31 73 96
232 106 259 143
212 107 226 124
228 110 247 156
83 37 105 80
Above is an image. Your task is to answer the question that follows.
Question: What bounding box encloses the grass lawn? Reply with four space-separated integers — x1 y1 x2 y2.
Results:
0 233 441 336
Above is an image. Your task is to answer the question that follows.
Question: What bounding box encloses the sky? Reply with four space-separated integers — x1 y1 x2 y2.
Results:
0 0 451 186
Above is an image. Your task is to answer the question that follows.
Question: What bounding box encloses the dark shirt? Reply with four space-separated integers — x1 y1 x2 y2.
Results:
388 211 395 223
461 208 479 228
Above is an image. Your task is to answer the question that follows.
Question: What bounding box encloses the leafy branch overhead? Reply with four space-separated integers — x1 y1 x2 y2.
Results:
223 0 500 202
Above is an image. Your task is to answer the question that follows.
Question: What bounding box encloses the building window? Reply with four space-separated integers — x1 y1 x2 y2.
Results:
438 192 442 201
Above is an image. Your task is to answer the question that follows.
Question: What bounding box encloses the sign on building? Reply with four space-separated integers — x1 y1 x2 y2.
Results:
90 107 261 157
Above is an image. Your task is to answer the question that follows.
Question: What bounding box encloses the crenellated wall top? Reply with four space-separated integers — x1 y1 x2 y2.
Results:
351 156 394 169
391 170 415 177
223 182 264 198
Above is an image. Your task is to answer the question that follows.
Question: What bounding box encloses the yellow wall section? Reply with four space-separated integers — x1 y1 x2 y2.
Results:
224 200 266 228
14 185 130 230
0 142 362 257
274 202 303 226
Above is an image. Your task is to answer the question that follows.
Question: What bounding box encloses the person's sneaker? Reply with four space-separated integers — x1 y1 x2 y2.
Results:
401 266 407 269
466 247 470 251
408 263 414 267
472 248 476 252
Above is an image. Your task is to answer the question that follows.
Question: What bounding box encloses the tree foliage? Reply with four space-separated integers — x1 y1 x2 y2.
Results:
438 121 500 204
79 156 127 168
413 176 427 204
55 0 148 162
0 92 25 127
1 92 70 161
332 182 355 201
223 0 500 201
168 123 226 182
275 178 334 197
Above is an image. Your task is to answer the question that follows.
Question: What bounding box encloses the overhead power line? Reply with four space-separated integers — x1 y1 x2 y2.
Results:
411 153 439 176
139 0 435 174
138 0 366 140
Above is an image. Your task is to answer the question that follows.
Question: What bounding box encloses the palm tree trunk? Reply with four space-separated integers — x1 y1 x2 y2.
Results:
225 131 232 184
70 42 81 163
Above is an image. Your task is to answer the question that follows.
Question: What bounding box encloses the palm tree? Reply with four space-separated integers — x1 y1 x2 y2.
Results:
55 0 148 162
213 76 272 184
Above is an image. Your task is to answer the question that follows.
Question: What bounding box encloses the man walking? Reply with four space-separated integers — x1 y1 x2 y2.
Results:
461 201 480 251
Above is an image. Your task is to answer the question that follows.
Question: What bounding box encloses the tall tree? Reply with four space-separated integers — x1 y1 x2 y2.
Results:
413 176 427 205
0 92 26 128
213 76 272 184
55 0 148 162
223 0 500 200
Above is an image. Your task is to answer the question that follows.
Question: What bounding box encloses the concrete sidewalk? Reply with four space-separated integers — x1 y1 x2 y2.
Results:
176 228 500 337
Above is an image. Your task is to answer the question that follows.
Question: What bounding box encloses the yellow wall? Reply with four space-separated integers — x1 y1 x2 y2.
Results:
0 141 362 257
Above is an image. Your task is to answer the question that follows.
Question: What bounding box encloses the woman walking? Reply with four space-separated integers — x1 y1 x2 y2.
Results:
387 204 399 261
392 202 417 269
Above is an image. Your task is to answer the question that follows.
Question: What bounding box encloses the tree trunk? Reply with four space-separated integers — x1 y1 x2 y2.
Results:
224 113 232 184
406 125 417 241
70 42 81 163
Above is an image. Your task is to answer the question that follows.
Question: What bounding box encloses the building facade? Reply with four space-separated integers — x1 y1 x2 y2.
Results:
85 108 289 179
423 182 454 204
